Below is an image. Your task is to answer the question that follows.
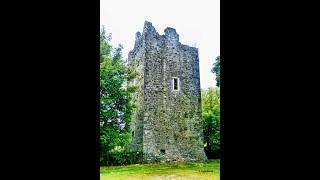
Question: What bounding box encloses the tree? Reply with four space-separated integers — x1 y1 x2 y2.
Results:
211 56 220 87
100 27 112 62
201 87 220 158
100 27 136 163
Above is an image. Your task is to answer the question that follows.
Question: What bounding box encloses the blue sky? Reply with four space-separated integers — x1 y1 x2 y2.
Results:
100 0 220 89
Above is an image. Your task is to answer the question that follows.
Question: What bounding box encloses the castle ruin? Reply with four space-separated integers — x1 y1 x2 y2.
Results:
128 21 207 162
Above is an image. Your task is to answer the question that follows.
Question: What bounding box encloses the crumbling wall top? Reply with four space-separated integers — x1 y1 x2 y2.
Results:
129 21 199 62
143 21 159 37
164 27 179 43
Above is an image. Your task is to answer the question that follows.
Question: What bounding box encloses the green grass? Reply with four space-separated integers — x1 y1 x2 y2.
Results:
100 159 220 180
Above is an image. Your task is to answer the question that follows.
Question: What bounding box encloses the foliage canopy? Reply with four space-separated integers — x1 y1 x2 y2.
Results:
211 56 220 87
202 87 220 157
100 27 136 163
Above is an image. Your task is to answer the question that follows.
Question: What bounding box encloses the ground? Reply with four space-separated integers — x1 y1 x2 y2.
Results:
100 159 220 180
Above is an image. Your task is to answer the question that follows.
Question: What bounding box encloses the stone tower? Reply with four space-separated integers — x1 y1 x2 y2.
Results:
128 21 207 162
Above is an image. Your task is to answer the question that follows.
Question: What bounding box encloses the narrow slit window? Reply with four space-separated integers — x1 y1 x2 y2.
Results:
173 78 179 91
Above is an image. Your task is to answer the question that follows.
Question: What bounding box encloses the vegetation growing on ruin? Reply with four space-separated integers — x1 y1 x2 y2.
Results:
100 26 220 165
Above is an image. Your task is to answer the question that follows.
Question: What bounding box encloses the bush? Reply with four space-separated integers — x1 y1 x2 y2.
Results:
100 151 144 166
201 87 220 159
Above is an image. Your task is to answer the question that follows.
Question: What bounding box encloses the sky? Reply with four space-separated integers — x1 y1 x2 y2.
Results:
100 0 220 89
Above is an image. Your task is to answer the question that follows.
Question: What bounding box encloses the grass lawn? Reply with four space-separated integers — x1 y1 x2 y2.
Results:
100 159 220 180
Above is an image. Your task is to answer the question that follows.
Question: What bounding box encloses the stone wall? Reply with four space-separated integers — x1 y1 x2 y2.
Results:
128 21 207 162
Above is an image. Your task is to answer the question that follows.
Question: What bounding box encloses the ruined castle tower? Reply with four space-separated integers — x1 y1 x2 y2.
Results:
128 21 207 162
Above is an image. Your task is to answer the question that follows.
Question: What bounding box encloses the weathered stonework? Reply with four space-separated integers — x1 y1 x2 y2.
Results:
128 21 207 162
